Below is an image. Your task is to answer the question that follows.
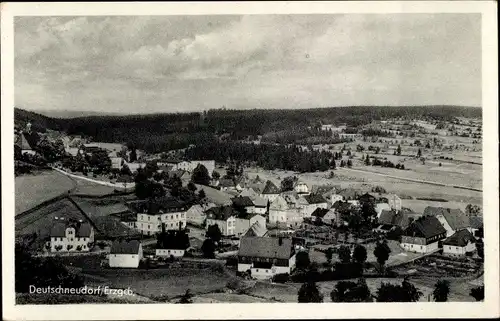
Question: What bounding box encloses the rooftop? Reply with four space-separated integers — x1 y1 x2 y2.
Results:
239 236 293 260
110 239 141 254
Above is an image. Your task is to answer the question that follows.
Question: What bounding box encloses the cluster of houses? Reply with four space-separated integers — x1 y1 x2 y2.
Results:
42 170 483 277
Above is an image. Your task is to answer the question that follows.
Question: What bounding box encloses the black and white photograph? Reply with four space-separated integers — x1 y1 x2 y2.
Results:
2 1 498 320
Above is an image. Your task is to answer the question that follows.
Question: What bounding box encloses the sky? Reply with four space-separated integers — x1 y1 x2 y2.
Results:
14 14 481 114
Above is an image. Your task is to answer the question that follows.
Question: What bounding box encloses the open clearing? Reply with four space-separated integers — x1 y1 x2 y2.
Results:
15 171 75 215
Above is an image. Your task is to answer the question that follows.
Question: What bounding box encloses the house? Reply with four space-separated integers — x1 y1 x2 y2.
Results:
375 203 391 218
329 193 345 204
238 236 296 279
377 209 419 231
294 182 310 194
235 214 267 237
269 196 303 228
132 199 189 236
205 205 238 236
111 157 126 170
386 193 402 211
231 196 255 214
239 188 268 215
243 220 268 237
358 193 376 204
109 240 143 268
260 180 280 202
173 160 215 176
442 229 476 256
338 188 359 200
156 228 190 258
185 204 206 226
218 178 240 192
322 209 339 225
299 194 328 217
311 208 330 223
127 162 146 174
49 220 94 252
111 211 137 230
423 207 470 237
400 216 447 253
468 216 483 238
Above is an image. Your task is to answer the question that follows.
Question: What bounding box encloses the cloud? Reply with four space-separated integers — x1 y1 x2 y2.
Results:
14 14 481 113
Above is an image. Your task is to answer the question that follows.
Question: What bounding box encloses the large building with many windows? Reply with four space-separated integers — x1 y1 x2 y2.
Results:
131 199 189 236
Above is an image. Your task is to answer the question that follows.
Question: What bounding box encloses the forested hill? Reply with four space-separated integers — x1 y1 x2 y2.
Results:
15 105 481 152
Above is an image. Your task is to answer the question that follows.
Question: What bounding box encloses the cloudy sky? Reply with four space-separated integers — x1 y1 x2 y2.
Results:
15 14 481 114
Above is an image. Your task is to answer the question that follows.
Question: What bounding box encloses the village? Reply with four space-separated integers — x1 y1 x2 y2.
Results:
14 112 484 304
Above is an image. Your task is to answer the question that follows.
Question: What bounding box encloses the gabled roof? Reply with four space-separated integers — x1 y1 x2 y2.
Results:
110 240 141 254
50 221 92 238
443 229 476 247
261 180 280 194
378 210 415 229
238 236 293 260
423 207 469 230
358 193 376 202
304 193 327 204
205 205 237 221
469 216 483 229
404 215 447 238
311 208 330 218
269 195 289 210
243 221 267 237
231 196 254 207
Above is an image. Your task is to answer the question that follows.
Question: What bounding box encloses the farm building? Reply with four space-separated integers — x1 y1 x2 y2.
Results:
401 216 447 253
375 203 391 218
299 194 328 217
243 220 268 237
231 196 255 214
239 188 268 215
269 196 303 228
386 193 402 211
156 228 190 258
109 240 143 268
423 207 470 237
238 236 296 279
185 204 206 226
260 180 281 202
49 220 94 253
442 229 476 256
235 214 267 237
468 216 483 238
205 205 238 236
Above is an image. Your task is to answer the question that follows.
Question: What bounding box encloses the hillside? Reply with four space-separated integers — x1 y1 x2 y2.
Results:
14 105 481 153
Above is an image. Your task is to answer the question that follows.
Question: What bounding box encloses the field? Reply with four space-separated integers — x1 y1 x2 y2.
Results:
71 179 126 196
80 265 236 299
15 171 75 215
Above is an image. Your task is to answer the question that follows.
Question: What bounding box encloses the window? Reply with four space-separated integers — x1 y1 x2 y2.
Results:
148 216 150 221
148 225 151 229
76 237 79 242
256 269 259 272
132 255 135 258
158 217 161 221
83 245 86 249
181 213 184 218
176 214 179 219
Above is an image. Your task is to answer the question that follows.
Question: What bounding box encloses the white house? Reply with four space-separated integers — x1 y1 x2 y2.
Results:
238 236 296 279
185 204 206 226
133 199 189 236
387 194 402 211
174 160 215 176
109 240 143 268
260 180 280 203
156 229 190 258
330 193 345 204
375 203 391 218
205 206 238 236
235 214 267 237
111 157 126 170
294 182 310 194
442 229 476 256
400 216 447 253
298 194 328 217
269 196 303 228
49 220 94 253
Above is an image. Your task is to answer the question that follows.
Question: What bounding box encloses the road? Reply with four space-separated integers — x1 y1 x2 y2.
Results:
337 167 482 192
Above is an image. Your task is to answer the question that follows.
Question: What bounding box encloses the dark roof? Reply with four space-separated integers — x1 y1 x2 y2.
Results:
231 196 254 207
358 193 376 202
116 175 134 183
404 215 447 238
219 178 235 188
238 236 293 260
443 229 476 247
50 221 92 237
469 216 483 229
110 240 141 254
159 158 183 164
311 208 330 218
304 193 327 204
261 180 280 194
378 210 416 229
128 198 188 214
423 207 469 230
205 205 238 221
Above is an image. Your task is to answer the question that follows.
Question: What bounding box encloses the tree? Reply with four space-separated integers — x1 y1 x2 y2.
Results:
212 170 220 180
331 159 336 170
198 189 206 200
325 247 334 265
298 281 323 303
364 155 371 166
296 251 311 270
346 159 353 168
129 148 137 162
338 245 351 263
178 289 193 304
476 238 484 261
469 286 484 301
281 176 298 192
353 245 368 265
206 224 222 243
331 278 372 302
397 144 401 156
120 163 132 176
417 148 422 158
191 164 211 186
374 241 391 270
465 204 481 216
433 280 450 302
376 279 423 302
187 182 197 192
201 239 216 258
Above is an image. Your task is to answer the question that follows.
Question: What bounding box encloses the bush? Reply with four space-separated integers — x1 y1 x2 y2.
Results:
272 273 290 283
